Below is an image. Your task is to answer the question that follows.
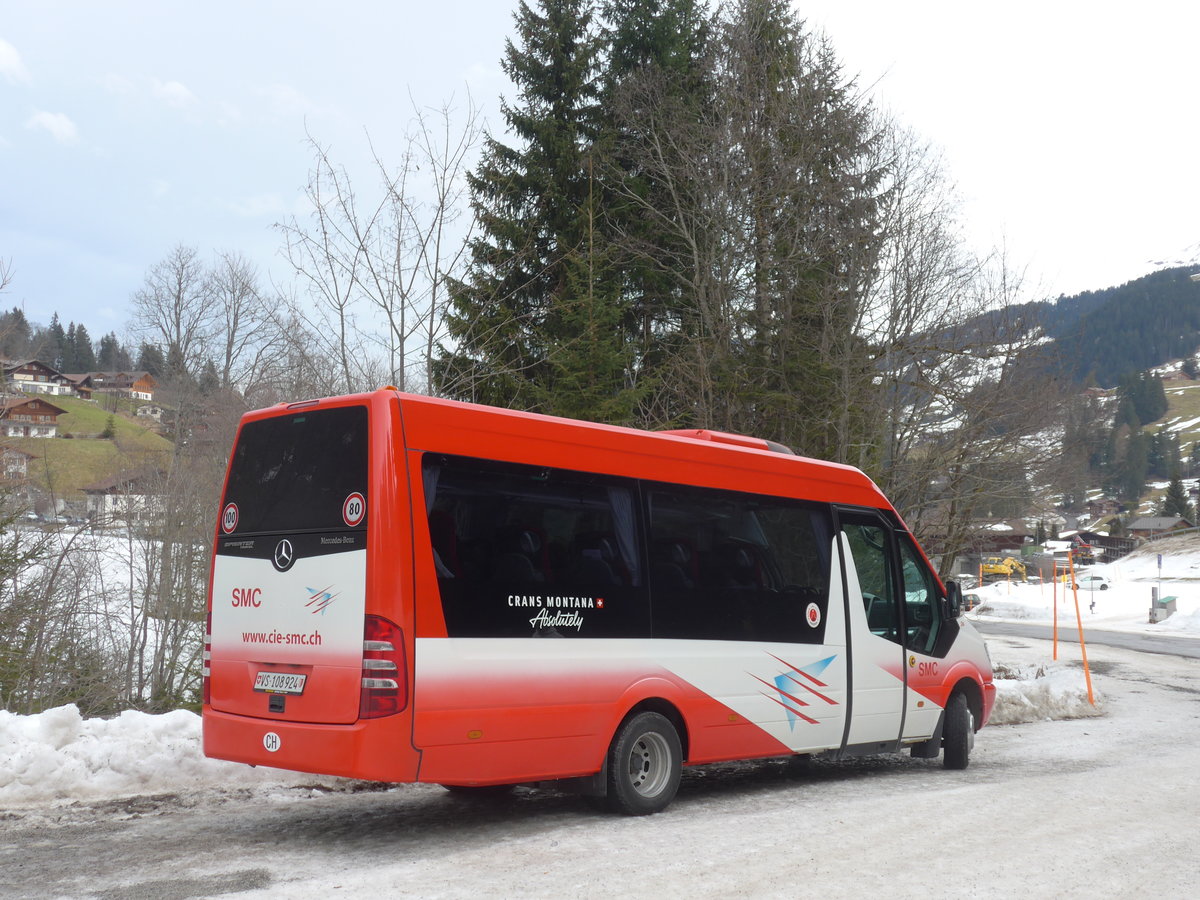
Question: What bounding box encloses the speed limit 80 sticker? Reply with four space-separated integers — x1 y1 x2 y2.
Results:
342 492 366 527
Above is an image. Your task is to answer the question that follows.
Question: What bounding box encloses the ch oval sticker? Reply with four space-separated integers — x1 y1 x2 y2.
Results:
342 492 366 527
263 732 281 753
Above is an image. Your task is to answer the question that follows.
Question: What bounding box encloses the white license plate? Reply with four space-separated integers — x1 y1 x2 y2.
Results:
254 671 307 694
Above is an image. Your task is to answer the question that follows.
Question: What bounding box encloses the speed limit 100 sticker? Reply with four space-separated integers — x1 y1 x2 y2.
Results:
221 502 239 534
342 492 366 527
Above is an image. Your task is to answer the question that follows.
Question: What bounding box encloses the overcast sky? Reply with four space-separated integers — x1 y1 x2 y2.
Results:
2 1 1197 336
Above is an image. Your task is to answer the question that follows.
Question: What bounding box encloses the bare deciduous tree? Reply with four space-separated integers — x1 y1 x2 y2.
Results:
606 1 885 457
859 134 1067 574
277 97 480 395
208 251 283 393
131 244 214 378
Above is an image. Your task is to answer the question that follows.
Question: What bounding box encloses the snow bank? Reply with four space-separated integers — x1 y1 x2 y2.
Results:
0 704 336 807
989 662 1103 725
1155 606 1200 632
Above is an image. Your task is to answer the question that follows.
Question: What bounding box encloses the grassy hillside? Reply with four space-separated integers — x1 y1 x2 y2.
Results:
1159 380 1200 452
8 396 173 501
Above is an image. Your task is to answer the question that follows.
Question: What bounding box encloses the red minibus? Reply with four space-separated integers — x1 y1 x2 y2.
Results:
203 388 995 814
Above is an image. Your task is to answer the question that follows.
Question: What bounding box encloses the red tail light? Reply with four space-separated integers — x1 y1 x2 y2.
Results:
360 615 407 718
202 612 212 705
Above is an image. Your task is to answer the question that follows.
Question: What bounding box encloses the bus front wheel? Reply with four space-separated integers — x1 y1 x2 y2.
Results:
942 692 973 770
605 711 682 815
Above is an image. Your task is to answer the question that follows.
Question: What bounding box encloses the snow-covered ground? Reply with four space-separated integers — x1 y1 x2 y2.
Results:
4 633 1198 898
965 532 1200 637
4 536 1200 897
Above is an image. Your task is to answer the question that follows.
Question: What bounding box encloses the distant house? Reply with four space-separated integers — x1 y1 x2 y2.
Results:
2 359 73 396
1127 516 1195 538
136 403 164 421
0 396 67 438
85 371 156 401
1084 497 1121 521
0 445 34 479
969 520 1034 554
61 373 95 401
81 467 166 526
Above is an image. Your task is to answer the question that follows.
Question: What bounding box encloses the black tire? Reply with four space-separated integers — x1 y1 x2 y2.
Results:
942 691 972 770
1100 583 1109 591
604 711 682 815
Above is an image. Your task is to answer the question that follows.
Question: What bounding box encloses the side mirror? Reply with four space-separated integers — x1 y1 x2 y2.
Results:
945 580 963 619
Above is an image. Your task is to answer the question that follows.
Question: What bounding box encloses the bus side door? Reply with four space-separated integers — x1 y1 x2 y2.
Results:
836 509 906 751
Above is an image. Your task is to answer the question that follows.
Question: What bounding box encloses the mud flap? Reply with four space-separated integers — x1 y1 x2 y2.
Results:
909 709 945 759
541 761 608 797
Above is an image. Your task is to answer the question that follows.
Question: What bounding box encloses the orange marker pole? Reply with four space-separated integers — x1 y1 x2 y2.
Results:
1067 550 1096 705
1052 563 1059 660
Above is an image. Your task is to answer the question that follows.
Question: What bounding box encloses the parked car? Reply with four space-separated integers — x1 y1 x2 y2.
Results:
1076 573 1110 591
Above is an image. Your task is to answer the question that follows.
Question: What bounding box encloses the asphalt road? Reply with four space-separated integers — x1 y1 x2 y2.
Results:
975 619 1200 659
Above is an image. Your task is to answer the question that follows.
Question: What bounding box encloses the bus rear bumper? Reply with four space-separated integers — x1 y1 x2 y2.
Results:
202 707 420 783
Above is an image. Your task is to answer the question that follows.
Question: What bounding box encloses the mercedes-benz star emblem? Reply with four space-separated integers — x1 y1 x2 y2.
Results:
272 539 295 572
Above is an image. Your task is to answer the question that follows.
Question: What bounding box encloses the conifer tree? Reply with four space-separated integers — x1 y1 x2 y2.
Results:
46 313 66 370
97 332 126 371
136 342 165 378
1161 470 1191 519
599 0 710 424
0 307 32 358
72 323 96 372
438 0 617 415
599 0 884 456
62 323 79 372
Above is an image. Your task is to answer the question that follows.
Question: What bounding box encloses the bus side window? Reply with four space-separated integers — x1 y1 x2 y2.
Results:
843 522 900 643
423 456 648 639
648 485 832 643
899 537 941 654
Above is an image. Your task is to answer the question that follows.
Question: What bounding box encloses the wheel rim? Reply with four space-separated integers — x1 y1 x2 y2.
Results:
625 731 672 798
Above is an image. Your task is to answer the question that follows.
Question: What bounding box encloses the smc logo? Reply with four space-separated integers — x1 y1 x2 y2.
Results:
232 587 262 607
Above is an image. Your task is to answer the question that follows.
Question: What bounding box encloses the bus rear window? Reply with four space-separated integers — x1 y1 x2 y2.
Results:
223 405 368 535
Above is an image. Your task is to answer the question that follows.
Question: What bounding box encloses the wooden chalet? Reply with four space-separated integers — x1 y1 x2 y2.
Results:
85 371 156 401
2 359 73 396
0 396 67 438
1127 516 1195 539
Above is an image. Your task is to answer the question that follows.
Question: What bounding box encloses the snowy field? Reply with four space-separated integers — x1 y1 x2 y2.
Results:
965 532 1200 637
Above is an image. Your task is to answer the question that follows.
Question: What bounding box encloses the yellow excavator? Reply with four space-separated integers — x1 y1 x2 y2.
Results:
980 556 1026 580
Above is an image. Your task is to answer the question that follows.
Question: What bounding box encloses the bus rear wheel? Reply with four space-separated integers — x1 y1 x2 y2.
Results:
605 711 682 815
942 691 973 770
